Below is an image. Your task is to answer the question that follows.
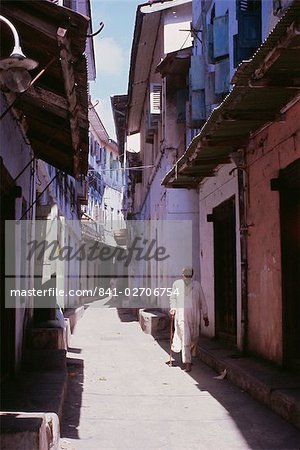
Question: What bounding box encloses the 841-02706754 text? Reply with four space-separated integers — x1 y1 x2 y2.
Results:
98 287 179 297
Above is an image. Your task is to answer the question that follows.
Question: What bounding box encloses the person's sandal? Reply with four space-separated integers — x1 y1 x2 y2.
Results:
184 363 192 372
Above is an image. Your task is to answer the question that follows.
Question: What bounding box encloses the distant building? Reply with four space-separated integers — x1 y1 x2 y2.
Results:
116 0 199 302
80 102 126 292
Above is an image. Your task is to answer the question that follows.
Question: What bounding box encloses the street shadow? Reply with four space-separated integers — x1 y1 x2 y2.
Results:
156 338 300 449
60 355 84 440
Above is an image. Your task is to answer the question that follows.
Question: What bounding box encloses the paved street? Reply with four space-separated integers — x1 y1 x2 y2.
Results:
60 300 300 450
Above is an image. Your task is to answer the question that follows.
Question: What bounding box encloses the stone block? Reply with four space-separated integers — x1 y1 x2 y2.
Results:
64 306 85 333
0 412 60 450
139 309 167 337
27 327 66 350
64 318 72 348
22 349 66 371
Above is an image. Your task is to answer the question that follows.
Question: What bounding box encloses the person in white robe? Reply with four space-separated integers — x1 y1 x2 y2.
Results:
169 266 209 372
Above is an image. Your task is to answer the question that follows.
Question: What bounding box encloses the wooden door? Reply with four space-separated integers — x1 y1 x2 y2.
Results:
213 196 237 343
280 159 300 373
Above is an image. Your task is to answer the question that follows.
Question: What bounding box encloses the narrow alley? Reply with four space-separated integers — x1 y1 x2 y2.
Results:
1 2 300 448
59 302 300 450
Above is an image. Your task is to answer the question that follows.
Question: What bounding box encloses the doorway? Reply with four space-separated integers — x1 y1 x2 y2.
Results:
213 196 237 344
0 159 16 382
280 159 300 373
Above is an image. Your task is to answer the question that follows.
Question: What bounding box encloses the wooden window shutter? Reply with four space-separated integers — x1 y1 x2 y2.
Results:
190 55 205 91
213 14 229 59
215 58 230 94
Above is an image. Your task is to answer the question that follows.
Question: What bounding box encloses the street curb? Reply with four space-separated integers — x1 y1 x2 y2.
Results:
196 340 300 430
64 306 85 333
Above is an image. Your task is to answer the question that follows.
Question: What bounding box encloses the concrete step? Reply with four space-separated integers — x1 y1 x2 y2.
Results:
139 309 168 338
23 349 67 371
197 337 300 430
1 368 68 421
0 412 60 450
64 306 85 333
27 327 67 350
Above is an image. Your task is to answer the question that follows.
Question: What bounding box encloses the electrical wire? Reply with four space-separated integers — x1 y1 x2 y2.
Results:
180 31 192 50
18 171 60 221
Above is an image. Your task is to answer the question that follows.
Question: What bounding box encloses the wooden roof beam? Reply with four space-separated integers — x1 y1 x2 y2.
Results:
4 7 59 41
24 85 87 127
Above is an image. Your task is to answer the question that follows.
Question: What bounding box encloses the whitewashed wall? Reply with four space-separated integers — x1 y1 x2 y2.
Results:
164 2 192 54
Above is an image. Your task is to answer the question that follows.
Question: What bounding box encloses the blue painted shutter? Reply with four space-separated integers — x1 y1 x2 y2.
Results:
213 14 229 59
190 55 205 91
215 58 230 94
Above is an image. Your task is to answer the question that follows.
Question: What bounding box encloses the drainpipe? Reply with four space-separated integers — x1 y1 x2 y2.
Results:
237 159 248 355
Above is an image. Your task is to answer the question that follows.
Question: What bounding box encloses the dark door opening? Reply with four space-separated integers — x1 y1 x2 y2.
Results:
0 159 16 383
213 196 237 344
280 159 300 373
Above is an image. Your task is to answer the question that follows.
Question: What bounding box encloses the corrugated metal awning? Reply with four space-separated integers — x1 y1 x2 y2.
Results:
1 0 90 178
162 1 300 188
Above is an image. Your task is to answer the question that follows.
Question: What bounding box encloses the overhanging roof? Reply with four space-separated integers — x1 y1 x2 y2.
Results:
111 94 128 156
0 0 90 178
156 46 192 77
126 6 161 135
162 1 300 188
140 0 190 14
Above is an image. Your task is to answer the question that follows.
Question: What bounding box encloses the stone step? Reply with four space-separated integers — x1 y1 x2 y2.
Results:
27 327 67 350
0 412 60 450
22 349 67 371
139 309 168 338
64 306 85 333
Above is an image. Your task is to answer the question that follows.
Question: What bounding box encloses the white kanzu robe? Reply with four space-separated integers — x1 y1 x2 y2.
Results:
170 279 208 359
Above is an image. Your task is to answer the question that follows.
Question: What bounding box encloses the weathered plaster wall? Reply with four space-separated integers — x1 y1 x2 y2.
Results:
246 100 300 364
0 95 36 371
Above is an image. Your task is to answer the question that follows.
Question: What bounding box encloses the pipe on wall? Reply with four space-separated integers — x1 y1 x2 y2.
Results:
237 160 248 354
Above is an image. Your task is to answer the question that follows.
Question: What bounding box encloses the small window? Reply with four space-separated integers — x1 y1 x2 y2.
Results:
150 83 162 115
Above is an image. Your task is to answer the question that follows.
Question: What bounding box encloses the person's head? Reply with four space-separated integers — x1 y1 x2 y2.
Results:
182 266 193 283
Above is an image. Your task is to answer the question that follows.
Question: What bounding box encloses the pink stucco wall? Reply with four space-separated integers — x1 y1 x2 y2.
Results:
246 100 300 364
